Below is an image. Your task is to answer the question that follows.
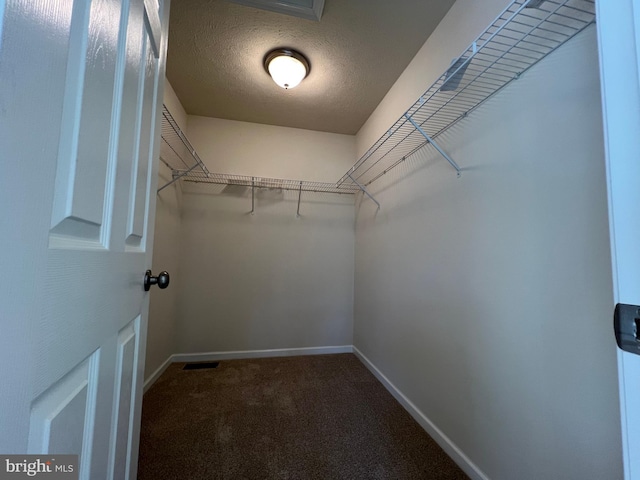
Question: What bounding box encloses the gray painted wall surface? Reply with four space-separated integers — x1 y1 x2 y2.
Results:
145 81 186 381
175 184 355 353
172 115 357 355
353 26 622 480
147 87 357 373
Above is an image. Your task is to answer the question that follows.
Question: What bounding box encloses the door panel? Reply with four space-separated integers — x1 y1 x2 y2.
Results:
142 0 162 56
0 0 170 477
49 0 89 244
51 0 122 247
35 252 147 396
27 352 100 479
0 2 4 51
108 318 140 480
126 32 157 249
112 0 146 250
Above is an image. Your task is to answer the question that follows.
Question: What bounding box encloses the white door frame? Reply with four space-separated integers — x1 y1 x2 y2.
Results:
597 1 640 478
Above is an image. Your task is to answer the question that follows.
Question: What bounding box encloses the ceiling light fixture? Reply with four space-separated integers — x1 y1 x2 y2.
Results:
264 49 310 90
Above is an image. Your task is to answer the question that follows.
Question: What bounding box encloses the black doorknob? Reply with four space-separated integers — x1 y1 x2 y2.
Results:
144 270 170 291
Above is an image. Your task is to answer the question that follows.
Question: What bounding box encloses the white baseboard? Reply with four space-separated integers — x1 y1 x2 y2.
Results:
172 345 353 363
143 355 173 394
352 346 490 480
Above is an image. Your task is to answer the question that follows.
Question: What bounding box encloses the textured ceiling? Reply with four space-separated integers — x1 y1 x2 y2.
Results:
166 0 456 135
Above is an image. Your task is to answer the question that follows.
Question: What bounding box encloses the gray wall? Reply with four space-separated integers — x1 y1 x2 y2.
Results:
172 115 357 355
176 184 355 353
145 81 186 381
353 26 622 480
146 86 357 372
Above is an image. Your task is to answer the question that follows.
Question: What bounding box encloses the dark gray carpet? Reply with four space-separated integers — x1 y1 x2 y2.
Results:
138 353 469 479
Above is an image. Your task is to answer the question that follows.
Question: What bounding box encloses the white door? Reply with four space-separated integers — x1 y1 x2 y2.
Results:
0 0 168 478
597 1 640 479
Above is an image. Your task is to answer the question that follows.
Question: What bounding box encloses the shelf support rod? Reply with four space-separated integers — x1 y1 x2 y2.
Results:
404 113 462 177
296 181 302 217
157 162 201 193
348 173 380 209
251 177 255 215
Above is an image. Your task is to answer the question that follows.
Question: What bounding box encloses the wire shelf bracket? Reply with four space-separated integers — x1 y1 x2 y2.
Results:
337 0 596 188
404 113 461 177
159 161 201 192
347 172 380 210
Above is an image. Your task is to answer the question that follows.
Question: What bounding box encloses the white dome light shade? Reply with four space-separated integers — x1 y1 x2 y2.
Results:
268 56 306 89
264 49 310 89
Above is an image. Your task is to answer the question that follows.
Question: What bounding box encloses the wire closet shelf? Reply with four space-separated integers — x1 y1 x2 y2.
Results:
337 0 596 188
158 0 595 200
158 106 359 195
158 105 210 192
